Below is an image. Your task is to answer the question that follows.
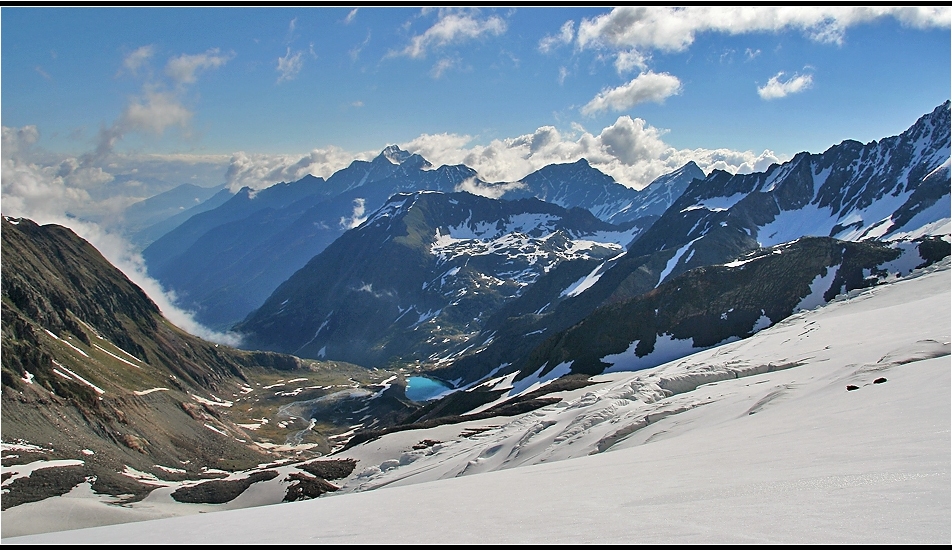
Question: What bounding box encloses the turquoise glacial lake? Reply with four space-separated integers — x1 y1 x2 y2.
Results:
405 376 453 402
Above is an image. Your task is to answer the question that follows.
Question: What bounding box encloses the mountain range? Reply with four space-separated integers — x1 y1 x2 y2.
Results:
141 150 703 329
235 101 950 392
235 190 644 366
1 101 949 540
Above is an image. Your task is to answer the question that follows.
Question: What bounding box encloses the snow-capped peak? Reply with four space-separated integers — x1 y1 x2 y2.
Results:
380 145 413 165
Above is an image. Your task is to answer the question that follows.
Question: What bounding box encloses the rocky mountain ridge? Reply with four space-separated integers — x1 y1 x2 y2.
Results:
141 149 700 329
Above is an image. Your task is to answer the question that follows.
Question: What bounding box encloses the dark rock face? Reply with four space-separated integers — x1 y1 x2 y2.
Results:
282 458 358 502
171 470 279 504
0 465 87 510
296 458 357 481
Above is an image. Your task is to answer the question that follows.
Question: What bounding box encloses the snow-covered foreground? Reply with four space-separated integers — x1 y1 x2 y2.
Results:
5 259 950 545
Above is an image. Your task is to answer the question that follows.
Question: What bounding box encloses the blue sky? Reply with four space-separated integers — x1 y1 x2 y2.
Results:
2 6 950 222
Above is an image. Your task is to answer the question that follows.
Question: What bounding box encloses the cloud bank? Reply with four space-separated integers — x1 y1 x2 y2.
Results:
400 117 783 189
575 6 951 53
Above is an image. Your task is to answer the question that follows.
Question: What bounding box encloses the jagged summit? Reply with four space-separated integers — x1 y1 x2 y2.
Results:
380 144 413 165
371 144 433 170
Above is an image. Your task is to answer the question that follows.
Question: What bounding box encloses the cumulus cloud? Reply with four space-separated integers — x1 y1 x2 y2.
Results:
123 45 155 75
576 6 951 53
90 48 230 165
614 49 649 74
391 8 507 59
1 126 231 230
581 71 682 115
757 71 814 99
121 89 193 135
539 20 575 53
165 48 231 85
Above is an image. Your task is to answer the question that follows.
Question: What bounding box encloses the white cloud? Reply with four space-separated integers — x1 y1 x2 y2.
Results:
581 71 682 115
223 147 374 192
757 71 813 100
276 48 305 83
123 45 155 75
344 8 358 25
539 20 575 53
430 57 459 79
120 90 193 135
350 31 372 61
1 125 239 345
340 197 367 229
614 49 649 74
392 8 507 59
50 214 240 345
398 117 786 190
165 48 231 85
89 47 229 164
576 6 951 53
2 126 234 229
455 176 525 199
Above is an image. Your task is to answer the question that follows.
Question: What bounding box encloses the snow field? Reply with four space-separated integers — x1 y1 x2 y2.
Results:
8 258 947 545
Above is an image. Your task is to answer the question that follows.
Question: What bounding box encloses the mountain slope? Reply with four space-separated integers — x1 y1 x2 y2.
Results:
121 183 226 239
142 174 326 277
626 100 950 282
10 256 948 545
129 186 234 248
429 102 951 387
236 191 642 366
519 235 949 377
0 217 415 513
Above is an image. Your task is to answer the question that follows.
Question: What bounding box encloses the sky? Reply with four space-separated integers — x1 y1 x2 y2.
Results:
0 6 949 343
2 6 950 223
